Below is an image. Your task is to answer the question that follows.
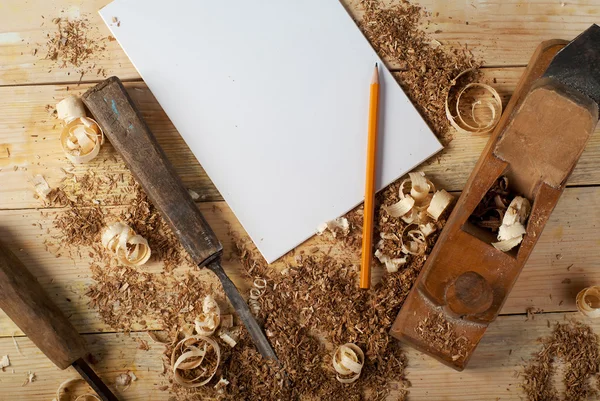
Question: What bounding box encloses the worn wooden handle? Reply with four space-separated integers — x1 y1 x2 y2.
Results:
0 241 87 369
82 77 222 266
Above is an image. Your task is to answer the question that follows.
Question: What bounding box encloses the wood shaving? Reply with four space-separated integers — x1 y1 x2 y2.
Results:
445 68 502 134
0 355 10 371
492 196 531 252
59 116 105 164
44 15 107 75
358 0 478 144
170 335 221 388
332 343 365 384
32 174 52 199
316 217 350 238
51 378 100 401
22 371 36 387
576 286 600 318
194 295 221 336
522 321 600 401
101 222 151 266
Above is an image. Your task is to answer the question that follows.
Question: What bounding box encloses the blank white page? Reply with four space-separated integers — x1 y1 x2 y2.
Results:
100 0 442 263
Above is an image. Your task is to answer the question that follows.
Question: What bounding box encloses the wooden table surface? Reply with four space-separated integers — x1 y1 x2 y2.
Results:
2 0 600 399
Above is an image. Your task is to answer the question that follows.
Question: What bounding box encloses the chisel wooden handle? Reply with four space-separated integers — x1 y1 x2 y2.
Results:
0 240 87 369
82 77 222 266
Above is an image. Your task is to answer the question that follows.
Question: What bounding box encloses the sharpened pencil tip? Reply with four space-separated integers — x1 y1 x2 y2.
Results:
372 63 379 84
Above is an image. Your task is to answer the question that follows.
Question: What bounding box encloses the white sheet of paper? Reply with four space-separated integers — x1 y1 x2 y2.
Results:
99 0 442 263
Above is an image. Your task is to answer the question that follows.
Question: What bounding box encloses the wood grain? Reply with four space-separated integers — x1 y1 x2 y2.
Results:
1 0 600 86
0 312 593 400
2 68 600 210
0 81 220 210
0 185 598 337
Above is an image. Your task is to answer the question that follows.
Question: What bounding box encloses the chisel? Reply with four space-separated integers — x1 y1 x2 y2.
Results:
82 77 278 361
0 240 119 401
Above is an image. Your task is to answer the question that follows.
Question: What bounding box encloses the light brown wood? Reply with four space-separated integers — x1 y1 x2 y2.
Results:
3 69 600 210
0 331 168 401
1 0 600 86
0 82 220 210
392 40 598 370
0 185 599 337
0 312 592 400
2 0 600 397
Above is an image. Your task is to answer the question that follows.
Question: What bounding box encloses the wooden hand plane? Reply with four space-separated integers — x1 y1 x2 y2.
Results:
391 25 600 370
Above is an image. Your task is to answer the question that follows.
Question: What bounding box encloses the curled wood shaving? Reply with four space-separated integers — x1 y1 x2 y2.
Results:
427 189 454 221
317 217 350 237
219 330 238 348
115 371 136 391
59 115 104 164
171 335 221 388
57 96 87 123
492 196 530 252
400 224 427 256
51 378 101 401
33 174 52 199
383 196 415 219
445 68 502 134
101 222 151 266
374 249 407 273
385 172 452 224
0 355 10 370
248 277 266 315
194 295 221 336
333 343 365 384
576 286 600 318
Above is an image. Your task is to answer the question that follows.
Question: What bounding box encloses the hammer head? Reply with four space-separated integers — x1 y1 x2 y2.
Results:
543 24 600 109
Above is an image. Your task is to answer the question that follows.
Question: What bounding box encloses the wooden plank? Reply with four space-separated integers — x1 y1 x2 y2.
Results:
3 67 600 209
1 0 599 86
0 312 596 400
343 0 600 68
0 331 168 401
405 312 586 400
0 0 137 86
0 82 221 210
0 203 239 337
0 186 597 337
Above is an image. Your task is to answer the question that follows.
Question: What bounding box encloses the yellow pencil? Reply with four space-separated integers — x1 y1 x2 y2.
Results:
360 63 380 289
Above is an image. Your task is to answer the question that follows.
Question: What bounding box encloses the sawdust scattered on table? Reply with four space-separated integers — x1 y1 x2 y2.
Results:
42 165 191 271
357 0 478 145
522 321 600 401
44 14 109 77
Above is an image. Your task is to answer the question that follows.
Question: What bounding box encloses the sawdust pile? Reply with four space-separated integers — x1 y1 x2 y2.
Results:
182 223 443 401
44 15 108 76
43 167 190 271
522 321 600 401
357 0 477 144
86 264 214 334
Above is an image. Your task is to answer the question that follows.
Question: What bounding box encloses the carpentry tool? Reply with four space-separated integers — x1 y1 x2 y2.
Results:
0 240 119 401
392 25 600 371
360 63 380 289
81 77 278 361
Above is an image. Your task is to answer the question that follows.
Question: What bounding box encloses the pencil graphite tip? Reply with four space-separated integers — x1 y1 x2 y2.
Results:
372 63 379 84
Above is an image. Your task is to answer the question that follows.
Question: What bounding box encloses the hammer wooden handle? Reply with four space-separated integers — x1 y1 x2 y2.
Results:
82 77 222 266
0 241 87 369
